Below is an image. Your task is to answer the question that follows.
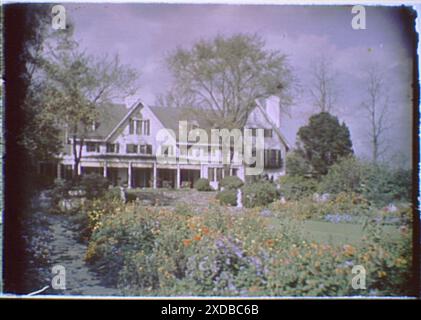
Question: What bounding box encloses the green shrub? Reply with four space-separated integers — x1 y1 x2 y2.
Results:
125 190 138 202
278 175 318 200
392 169 412 201
318 157 364 194
185 236 265 295
286 151 311 176
242 181 278 208
104 187 123 201
216 189 237 206
270 192 371 221
80 173 110 199
219 176 244 190
85 202 412 296
319 157 412 206
194 178 212 191
51 178 74 205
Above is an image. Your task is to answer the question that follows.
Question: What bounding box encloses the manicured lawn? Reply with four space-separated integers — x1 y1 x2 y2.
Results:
270 218 401 245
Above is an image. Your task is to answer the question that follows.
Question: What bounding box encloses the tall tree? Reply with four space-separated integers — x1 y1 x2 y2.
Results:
36 29 139 176
4 4 52 293
361 64 390 163
165 34 294 129
296 112 354 176
309 55 338 113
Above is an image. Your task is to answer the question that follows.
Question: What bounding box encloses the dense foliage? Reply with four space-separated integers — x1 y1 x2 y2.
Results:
216 189 237 206
80 174 110 199
285 151 311 177
278 175 318 201
219 176 244 190
83 199 413 296
242 181 279 208
318 157 412 206
194 178 213 191
296 112 353 176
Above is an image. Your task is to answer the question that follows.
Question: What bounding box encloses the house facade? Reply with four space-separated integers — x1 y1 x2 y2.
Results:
41 96 290 189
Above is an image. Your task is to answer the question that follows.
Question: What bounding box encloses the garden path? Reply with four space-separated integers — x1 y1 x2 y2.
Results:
22 192 120 296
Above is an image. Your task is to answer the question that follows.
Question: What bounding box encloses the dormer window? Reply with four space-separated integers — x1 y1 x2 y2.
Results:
264 129 273 138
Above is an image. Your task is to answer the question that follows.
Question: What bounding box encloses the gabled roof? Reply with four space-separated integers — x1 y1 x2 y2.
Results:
148 106 214 137
84 103 128 140
82 101 290 151
149 105 290 149
105 101 144 141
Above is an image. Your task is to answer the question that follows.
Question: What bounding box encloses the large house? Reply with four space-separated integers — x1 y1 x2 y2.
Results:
39 96 290 189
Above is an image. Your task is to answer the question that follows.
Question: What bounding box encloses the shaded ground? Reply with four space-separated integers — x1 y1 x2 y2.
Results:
21 192 120 296
20 188 218 296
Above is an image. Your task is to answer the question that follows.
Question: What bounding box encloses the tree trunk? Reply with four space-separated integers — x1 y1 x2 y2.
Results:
72 134 84 180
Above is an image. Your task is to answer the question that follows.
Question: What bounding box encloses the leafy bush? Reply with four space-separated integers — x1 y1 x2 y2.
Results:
125 190 138 203
194 178 212 191
80 173 110 199
319 157 412 206
392 169 412 201
51 178 74 205
81 197 124 238
278 175 318 200
318 157 363 194
242 181 278 208
84 202 412 296
285 151 311 176
104 187 123 201
216 190 237 206
270 192 371 221
219 176 244 190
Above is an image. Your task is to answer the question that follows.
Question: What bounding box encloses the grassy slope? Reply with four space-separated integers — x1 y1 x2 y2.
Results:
302 220 400 245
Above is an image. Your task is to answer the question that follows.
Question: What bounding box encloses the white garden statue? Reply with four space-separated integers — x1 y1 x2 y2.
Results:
236 188 243 208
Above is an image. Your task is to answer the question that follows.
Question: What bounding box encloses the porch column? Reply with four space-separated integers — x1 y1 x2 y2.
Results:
200 164 206 178
176 164 181 189
153 162 157 189
103 162 107 178
128 162 132 189
57 163 62 180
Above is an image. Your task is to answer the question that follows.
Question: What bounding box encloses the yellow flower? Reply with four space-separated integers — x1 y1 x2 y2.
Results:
377 271 387 278
343 244 357 257
395 257 407 266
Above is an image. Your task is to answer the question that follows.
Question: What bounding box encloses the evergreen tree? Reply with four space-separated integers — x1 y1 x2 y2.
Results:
296 112 353 176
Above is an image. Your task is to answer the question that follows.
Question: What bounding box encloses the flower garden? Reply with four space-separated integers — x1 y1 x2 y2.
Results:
78 188 413 297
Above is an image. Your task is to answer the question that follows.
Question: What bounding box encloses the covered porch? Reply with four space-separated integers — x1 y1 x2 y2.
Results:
60 160 203 189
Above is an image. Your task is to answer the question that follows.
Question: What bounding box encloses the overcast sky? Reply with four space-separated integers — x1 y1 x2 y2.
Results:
65 4 414 166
